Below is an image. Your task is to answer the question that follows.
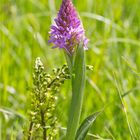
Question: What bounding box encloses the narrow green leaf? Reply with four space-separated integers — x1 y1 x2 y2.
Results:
76 111 101 140
66 43 85 140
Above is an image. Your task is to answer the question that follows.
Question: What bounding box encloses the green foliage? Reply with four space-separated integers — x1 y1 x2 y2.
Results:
75 111 101 140
66 43 86 140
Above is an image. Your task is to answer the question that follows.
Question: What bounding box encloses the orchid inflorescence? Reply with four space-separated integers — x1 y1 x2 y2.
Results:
49 0 89 55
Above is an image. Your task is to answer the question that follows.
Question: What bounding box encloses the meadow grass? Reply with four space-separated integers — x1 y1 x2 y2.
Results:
0 0 140 139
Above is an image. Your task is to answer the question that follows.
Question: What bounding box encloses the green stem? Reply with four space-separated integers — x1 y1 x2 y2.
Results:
28 121 33 140
66 45 85 140
41 110 47 140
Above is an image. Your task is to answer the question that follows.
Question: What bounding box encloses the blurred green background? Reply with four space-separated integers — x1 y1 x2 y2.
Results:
0 0 140 139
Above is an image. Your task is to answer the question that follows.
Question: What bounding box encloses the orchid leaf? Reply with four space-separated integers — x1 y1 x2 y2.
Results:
66 43 86 140
75 111 101 140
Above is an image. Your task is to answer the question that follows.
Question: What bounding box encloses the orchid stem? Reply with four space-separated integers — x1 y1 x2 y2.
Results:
66 45 85 140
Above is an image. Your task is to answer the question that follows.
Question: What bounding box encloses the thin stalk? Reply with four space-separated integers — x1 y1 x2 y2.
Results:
28 121 33 140
41 110 47 140
47 71 64 88
66 45 85 140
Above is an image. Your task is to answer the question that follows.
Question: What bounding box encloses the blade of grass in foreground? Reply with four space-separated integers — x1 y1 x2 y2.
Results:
114 72 136 140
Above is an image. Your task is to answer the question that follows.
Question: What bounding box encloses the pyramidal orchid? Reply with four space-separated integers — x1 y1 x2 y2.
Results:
49 0 88 55
49 0 88 139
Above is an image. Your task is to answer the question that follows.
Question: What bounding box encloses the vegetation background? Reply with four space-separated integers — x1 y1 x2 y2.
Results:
0 0 140 139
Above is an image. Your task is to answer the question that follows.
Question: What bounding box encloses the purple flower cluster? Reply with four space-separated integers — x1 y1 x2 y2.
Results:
48 0 88 55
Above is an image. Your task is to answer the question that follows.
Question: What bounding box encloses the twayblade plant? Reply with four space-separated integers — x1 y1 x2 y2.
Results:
26 58 70 140
48 0 101 140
